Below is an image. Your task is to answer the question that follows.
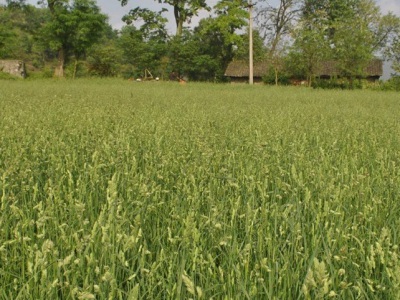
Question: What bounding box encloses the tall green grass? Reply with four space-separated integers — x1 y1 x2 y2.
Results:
0 79 399 299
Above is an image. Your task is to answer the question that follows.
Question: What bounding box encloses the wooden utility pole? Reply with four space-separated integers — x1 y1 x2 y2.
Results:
248 0 254 85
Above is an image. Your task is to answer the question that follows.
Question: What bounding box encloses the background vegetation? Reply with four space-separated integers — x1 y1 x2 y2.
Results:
1 0 400 86
0 80 399 299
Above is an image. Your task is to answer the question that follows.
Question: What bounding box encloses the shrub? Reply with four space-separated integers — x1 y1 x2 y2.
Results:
376 76 400 91
0 71 20 80
312 77 363 89
262 66 291 85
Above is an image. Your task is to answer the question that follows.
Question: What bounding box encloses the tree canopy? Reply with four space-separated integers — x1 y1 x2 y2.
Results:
0 0 399 85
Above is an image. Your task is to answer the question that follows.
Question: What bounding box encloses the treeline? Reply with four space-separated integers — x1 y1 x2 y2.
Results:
1 0 400 85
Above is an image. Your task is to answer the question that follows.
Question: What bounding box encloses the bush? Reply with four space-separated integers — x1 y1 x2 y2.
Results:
262 67 291 85
0 72 20 80
375 76 400 91
25 64 54 79
64 61 90 79
87 45 122 77
312 77 363 90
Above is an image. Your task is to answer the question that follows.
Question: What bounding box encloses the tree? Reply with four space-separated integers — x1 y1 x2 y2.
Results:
385 23 400 74
164 0 254 82
38 0 107 77
122 7 168 40
188 0 248 80
256 0 300 57
0 3 49 61
234 29 266 62
331 22 371 81
372 13 400 51
0 6 16 58
289 0 395 86
117 25 168 78
288 8 330 86
5 0 26 9
118 0 210 36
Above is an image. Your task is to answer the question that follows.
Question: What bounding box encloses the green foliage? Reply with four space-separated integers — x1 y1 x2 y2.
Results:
384 16 400 73
122 7 168 40
24 64 55 78
375 76 400 91
167 32 197 78
41 0 107 57
0 4 49 60
168 0 249 82
0 71 21 79
69 0 108 58
194 0 248 69
36 0 108 77
288 9 330 85
1 0 399 83
87 44 122 77
1 80 400 298
118 0 210 36
290 0 393 84
262 66 291 85
234 29 267 62
5 0 27 9
329 1 377 79
118 25 167 78
312 77 363 89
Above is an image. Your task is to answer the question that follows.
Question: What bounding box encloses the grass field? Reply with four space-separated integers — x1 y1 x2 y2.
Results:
0 79 399 299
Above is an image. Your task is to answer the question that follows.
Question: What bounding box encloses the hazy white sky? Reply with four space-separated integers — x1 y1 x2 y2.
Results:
1 0 399 33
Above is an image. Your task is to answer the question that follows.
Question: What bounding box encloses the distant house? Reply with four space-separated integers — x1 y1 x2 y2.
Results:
224 60 269 84
225 59 383 84
0 60 26 78
315 59 383 81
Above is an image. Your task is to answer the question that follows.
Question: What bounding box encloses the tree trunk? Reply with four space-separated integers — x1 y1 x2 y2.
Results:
174 5 183 36
177 20 183 36
73 58 78 79
269 37 280 58
54 47 65 78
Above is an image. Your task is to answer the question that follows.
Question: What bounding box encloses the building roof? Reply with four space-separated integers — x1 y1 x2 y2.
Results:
315 59 383 77
224 60 270 78
225 59 383 78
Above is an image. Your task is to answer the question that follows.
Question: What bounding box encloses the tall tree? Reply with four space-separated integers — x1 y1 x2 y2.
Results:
117 6 168 78
0 6 16 58
122 7 168 40
256 0 300 57
289 0 395 85
288 8 330 86
117 24 168 78
86 26 122 77
118 0 210 36
0 3 49 61
38 0 107 77
384 18 400 74
194 0 248 73
165 0 250 81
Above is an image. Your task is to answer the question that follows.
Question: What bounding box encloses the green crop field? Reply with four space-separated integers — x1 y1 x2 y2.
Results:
0 79 399 299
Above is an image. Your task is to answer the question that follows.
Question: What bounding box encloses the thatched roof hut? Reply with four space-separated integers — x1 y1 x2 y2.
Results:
315 59 383 80
225 59 383 84
224 60 270 83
